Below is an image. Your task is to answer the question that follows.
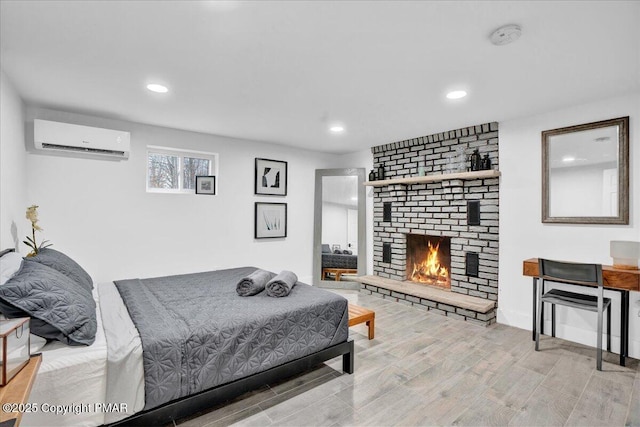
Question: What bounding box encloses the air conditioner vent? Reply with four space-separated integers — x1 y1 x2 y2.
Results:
41 143 126 156
34 119 130 160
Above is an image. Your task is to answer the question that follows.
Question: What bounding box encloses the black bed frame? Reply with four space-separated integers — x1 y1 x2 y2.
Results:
108 339 354 426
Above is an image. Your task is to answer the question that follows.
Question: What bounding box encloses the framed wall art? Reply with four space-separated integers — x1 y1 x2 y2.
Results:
255 158 287 196
255 202 287 239
195 176 216 195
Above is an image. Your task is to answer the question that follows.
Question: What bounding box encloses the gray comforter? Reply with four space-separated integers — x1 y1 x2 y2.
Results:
115 267 349 410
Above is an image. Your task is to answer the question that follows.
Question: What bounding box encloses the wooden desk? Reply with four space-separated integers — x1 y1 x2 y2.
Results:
523 258 639 366
0 354 42 427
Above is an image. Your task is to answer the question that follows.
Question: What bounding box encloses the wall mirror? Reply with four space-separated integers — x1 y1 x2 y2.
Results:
542 116 629 224
313 168 366 288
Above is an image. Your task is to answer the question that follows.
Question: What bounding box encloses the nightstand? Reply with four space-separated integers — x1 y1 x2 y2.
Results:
0 354 42 427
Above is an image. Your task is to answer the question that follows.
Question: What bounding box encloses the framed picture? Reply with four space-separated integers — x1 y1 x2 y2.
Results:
195 176 216 195
255 202 287 239
255 158 287 196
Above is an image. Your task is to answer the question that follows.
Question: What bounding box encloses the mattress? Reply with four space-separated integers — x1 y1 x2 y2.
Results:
322 253 357 269
21 284 144 427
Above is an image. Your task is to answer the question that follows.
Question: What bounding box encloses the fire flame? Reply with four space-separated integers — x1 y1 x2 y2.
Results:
411 241 449 285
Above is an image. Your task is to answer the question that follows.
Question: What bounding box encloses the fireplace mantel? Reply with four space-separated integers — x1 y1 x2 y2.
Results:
364 169 500 187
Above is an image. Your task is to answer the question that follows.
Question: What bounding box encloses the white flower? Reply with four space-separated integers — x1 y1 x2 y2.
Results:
26 205 39 223
24 204 51 256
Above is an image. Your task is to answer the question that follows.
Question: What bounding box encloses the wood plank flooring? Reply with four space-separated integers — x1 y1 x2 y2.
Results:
175 290 640 427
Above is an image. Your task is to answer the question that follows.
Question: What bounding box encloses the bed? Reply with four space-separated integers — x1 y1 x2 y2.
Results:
0 249 353 427
321 244 358 280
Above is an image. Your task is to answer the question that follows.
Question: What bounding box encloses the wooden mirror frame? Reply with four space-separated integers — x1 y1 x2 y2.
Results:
542 116 629 224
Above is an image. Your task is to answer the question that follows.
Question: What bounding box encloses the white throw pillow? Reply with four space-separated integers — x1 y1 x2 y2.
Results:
0 252 23 285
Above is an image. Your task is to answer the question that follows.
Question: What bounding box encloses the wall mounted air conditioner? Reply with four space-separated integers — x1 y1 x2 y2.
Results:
34 119 130 160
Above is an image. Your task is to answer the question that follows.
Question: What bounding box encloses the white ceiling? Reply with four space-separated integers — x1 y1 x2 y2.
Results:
548 125 619 169
1 1 639 154
323 176 358 208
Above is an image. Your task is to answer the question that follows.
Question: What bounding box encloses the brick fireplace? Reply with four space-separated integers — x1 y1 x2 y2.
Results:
365 122 499 325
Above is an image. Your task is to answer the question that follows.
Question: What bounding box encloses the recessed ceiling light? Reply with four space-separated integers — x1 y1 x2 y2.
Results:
146 83 168 93
562 156 576 163
330 125 345 133
446 90 467 100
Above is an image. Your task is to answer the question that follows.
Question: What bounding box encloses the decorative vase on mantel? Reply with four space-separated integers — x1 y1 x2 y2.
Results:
481 154 492 170
470 149 482 171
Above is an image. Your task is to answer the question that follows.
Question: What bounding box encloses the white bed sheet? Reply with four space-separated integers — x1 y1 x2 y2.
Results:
22 283 145 427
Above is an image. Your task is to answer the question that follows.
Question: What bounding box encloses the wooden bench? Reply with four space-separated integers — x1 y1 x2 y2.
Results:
348 304 375 340
322 268 358 281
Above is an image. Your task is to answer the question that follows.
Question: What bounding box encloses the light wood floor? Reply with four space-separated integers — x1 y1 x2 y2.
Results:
176 290 640 427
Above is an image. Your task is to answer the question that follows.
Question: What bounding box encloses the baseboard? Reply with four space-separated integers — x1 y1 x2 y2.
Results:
498 307 639 360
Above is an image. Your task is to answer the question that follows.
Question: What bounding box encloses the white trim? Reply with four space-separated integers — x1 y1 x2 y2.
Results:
146 145 217 157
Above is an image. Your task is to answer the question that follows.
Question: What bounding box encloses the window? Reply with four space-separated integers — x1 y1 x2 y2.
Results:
146 147 218 193
183 157 211 190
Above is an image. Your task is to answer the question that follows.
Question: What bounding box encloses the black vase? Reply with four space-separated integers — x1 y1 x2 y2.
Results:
470 149 481 171
481 154 492 170
377 166 385 180
369 169 376 181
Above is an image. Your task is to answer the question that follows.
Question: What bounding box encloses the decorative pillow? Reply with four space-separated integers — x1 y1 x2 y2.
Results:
25 248 93 291
333 249 343 254
0 261 97 346
1 252 23 286
321 244 331 254
343 249 352 255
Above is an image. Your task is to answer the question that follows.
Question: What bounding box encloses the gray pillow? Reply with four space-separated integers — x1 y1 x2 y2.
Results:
26 248 93 291
0 261 97 346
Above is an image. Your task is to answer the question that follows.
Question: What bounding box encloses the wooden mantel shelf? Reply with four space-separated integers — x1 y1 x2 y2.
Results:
364 169 500 187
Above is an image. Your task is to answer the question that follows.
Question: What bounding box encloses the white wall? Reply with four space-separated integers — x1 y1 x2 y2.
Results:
322 202 349 251
0 70 28 252
550 163 617 217
499 92 640 358
24 107 336 284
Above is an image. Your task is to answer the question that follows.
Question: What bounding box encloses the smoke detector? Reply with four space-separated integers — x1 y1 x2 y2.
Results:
490 24 522 46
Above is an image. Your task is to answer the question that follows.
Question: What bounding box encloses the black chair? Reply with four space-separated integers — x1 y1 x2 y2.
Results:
535 259 611 371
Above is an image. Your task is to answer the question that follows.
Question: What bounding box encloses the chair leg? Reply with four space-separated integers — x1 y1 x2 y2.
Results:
551 304 556 338
607 305 611 353
597 299 604 371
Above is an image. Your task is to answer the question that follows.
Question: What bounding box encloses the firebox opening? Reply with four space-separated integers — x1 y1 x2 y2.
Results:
406 234 451 288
